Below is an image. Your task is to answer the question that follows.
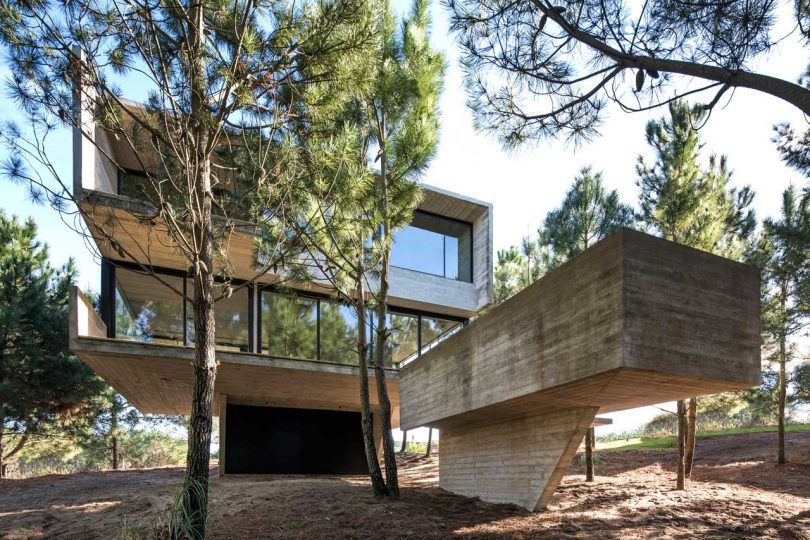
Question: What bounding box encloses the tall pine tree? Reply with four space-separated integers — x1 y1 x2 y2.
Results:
755 186 809 463
283 0 444 498
0 212 104 478
0 2 375 533
541 166 635 266
636 99 756 488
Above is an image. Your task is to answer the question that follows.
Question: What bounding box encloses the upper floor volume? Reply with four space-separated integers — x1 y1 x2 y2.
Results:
72 92 494 322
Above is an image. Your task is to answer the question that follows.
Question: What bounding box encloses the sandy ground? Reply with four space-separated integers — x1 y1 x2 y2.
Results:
1 430 808 539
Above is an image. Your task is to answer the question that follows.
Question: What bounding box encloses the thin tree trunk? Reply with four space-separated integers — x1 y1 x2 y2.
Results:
585 427 594 482
676 400 686 490
0 429 28 479
778 282 788 464
425 428 433 458
0 415 4 480
372 136 399 498
685 397 697 477
399 430 408 453
182 6 218 537
357 269 387 497
111 405 119 470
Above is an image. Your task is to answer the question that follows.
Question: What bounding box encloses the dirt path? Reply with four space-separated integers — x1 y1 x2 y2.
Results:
1 430 808 539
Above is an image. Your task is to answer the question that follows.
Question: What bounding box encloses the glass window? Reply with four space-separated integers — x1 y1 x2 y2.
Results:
319 301 360 364
114 268 185 345
384 312 419 366
261 291 317 359
420 316 462 354
187 283 250 352
212 288 250 352
391 211 473 282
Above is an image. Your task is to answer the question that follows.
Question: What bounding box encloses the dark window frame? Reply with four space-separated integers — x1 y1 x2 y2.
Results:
100 257 467 365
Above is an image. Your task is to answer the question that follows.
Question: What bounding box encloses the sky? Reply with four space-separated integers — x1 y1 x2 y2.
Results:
2 1 809 437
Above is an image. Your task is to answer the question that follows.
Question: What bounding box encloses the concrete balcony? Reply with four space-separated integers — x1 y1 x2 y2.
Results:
69 287 399 420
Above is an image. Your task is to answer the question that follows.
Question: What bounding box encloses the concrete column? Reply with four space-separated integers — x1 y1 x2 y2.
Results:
438 407 597 510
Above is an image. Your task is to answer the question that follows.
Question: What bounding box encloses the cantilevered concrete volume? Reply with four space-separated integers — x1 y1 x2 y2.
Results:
399 229 760 510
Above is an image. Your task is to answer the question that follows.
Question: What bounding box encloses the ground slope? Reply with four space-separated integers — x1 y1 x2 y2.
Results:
0 430 808 539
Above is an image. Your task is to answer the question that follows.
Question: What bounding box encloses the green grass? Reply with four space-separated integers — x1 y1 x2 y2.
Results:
598 424 810 452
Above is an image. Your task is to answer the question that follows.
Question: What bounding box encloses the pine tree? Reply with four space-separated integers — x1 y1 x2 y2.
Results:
0 212 104 478
289 0 444 498
636 99 756 488
756 186 809 463
0 2 375 534
541 166 634 266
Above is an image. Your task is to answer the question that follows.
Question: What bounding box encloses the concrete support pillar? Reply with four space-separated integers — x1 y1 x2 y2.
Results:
438 407 597 510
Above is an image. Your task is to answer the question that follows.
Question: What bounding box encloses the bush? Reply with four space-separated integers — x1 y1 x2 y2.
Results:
9 429 186 478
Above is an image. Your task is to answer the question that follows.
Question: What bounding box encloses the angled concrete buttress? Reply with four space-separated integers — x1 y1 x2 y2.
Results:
399 229 761 510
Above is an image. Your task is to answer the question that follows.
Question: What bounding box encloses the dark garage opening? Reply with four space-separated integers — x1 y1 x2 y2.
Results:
224 404 369 475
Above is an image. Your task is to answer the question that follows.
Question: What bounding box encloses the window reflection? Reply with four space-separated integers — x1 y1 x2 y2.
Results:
114 268 185 345
384 313 419 365
420 316 462 354
391 211 473 282
108 265 465 366
319 301 360 364
187 283 250 352
261 292 317 359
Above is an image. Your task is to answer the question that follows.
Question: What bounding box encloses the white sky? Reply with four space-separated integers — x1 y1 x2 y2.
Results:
2 0 808 437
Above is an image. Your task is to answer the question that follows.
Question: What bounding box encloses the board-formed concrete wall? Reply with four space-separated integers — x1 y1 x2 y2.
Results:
400 229 760 431
440 407 597 510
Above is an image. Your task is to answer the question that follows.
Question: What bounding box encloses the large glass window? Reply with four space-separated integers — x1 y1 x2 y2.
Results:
114 268 185 345
420 315 462 355
213 288 250 352
383 313 420 366
107 262 465 366
261 292 317 359
391 211 473 282
319 301 360 364
186 283 250 352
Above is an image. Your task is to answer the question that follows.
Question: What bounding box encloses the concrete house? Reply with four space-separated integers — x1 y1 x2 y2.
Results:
68 94 494 475
68 90 761 510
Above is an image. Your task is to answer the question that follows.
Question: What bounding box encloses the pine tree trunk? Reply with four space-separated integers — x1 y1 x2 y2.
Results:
112 436 119 470
585 427 594 482
181 6 218 537
0 414 5 480
778 285 787 464
676 400 687 490
425 428 433 458
685 397 697 477
399 430 408 453
370 124 400 498
356 270 387 497
111 404 119 470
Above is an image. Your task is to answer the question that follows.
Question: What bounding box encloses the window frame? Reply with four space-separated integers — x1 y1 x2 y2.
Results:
101 258 255 352
100 257 469 366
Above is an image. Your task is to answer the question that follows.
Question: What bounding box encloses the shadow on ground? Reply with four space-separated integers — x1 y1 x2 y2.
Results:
0 431 808 539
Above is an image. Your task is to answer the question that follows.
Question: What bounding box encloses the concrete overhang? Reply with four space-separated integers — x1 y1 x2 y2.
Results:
69 288 399 422
399 229 761 432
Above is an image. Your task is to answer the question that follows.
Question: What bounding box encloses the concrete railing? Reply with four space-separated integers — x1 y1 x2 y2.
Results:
69 286 107 339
